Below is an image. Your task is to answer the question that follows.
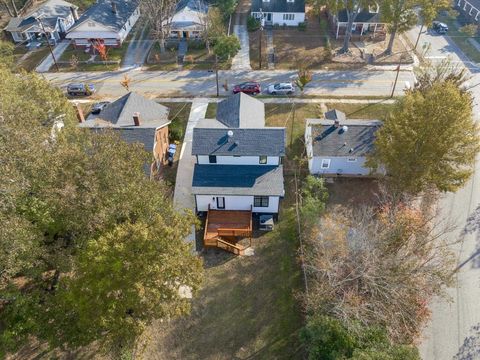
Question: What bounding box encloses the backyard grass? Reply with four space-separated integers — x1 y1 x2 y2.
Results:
434 14 480 63
324 102 394 119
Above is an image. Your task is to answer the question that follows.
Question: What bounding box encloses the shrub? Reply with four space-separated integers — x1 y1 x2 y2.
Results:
247 16 260 32
298 22 307 31
169 120 184 141
460 23 478 37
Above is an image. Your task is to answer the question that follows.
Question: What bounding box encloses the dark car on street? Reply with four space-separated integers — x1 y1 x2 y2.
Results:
67 83 96 96
432 21 448 34
233 82 261 95
91 101 110 114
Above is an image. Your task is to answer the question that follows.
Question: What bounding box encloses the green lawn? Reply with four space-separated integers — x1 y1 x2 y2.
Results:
205 102 217 118
59 45 91 62
324 102 394 119
17 47 51 72
435 14 480 63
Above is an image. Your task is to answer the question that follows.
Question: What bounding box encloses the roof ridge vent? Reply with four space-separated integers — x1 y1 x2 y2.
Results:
227 130 234 137
341 125 348 133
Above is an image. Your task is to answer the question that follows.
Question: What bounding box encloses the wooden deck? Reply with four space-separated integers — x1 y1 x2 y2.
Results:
204 207 253 255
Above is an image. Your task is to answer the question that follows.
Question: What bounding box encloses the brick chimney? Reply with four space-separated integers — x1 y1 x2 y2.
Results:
334 119 340 128
111 1 117 13
73 103 85 123
133 112 141 126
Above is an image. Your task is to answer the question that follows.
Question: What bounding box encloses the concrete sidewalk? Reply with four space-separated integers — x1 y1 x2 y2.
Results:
173 98 209 249
36 40 70 73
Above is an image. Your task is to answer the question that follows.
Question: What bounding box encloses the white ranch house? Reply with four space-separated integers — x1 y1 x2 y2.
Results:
169 0 208 39
330 7 386 39
251 0 305 26
305 110 382 177
66 0 140 47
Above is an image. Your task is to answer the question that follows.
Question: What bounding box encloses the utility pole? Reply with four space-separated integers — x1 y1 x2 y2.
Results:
37 16 59 71
390 62 401 98
258 8 264 70
414 24 424 50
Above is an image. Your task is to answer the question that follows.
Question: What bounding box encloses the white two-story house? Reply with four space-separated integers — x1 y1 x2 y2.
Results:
191 93 286 254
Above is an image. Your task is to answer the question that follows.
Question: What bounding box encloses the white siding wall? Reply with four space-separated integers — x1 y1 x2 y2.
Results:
272 12 305 26
196 195 280 213
11 31 25 42
197 155 280 165
310 156 371 176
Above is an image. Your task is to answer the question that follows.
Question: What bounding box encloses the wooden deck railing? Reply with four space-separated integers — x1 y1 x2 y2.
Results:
217 228 251 238
216 238 244 256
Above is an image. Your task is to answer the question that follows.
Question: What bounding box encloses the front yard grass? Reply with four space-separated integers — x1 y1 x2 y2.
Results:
145 42 179 71
435 13 480 63
16 47 50 72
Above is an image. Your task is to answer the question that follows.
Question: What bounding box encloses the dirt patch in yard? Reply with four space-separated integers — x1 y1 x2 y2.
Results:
326 178 381 208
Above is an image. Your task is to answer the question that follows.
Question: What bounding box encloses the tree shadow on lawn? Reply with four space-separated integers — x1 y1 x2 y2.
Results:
140 213 304 360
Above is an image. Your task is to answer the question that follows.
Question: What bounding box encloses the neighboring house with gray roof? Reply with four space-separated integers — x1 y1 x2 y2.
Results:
330 5 387 39
78 92 171 176
168 0 208 39
305 116 382 176
191 93 285 215
5 0 78 43
66 0 140 47
251 0 305 26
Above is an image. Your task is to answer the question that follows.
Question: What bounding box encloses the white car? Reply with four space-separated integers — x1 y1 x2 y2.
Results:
267 83 295 95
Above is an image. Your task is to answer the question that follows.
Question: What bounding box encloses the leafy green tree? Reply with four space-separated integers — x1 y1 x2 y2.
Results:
213 34 241 59
414 0 450 49
0 66 203 355
380 0 418 55
460 24 479 37
368 80 479 194
216 0 237 18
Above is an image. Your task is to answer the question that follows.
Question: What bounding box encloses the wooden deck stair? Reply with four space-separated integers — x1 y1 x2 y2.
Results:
204 206 253 255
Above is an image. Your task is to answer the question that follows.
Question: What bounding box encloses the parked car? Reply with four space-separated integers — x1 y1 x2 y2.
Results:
432 21 448 34
67 83 96 96
233 82 261 95
267 83 295 95
91 101 110 114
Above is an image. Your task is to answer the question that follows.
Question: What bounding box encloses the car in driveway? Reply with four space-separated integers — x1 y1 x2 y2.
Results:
67 83 96 96
91 101 110 114
267 83 295 95
432 21 448 34
233 82 261 95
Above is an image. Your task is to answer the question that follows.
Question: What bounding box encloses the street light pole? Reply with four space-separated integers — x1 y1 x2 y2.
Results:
37 16 59 71
414 24 424 50
390 62 401 98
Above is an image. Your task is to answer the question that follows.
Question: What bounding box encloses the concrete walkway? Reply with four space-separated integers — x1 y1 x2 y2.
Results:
173 98 209 249
35 40 70 73
231 25 252 70
121 25 154 69
266 28 275 70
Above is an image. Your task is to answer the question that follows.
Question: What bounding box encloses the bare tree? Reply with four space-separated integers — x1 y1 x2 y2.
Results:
303 195 456 343
200 6 225 54
141 0 178 53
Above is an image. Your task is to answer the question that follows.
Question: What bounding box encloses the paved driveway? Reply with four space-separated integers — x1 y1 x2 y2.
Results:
35 40 70 73
173 98 209 249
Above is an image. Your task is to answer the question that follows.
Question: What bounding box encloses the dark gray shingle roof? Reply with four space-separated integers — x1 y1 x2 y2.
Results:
192 164 284 196
176 0 207 13
69 0 139 32
191 128 286 156
309 119 381 157
216 92 265 128
251 0 305 14
6 0 76 32
337 9 382 23
81 92 170 128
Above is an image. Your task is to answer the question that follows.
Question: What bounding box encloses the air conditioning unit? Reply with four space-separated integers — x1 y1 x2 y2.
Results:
259 214 274 231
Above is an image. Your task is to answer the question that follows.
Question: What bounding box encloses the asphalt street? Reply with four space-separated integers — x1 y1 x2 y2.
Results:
43 68 415 98
406 25 480 360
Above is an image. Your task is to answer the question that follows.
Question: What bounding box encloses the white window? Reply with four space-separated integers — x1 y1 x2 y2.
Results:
283 13 295 20
321 159 331 169
347 158 357 162
263 0 270 3
259 155 267 164
287 0 294 2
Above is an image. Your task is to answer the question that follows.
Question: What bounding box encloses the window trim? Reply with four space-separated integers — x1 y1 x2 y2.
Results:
321 159 331 169
254 196 269 208
259 155 267 164
283 13 295 20
208 155 217 163
216 197 225 209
